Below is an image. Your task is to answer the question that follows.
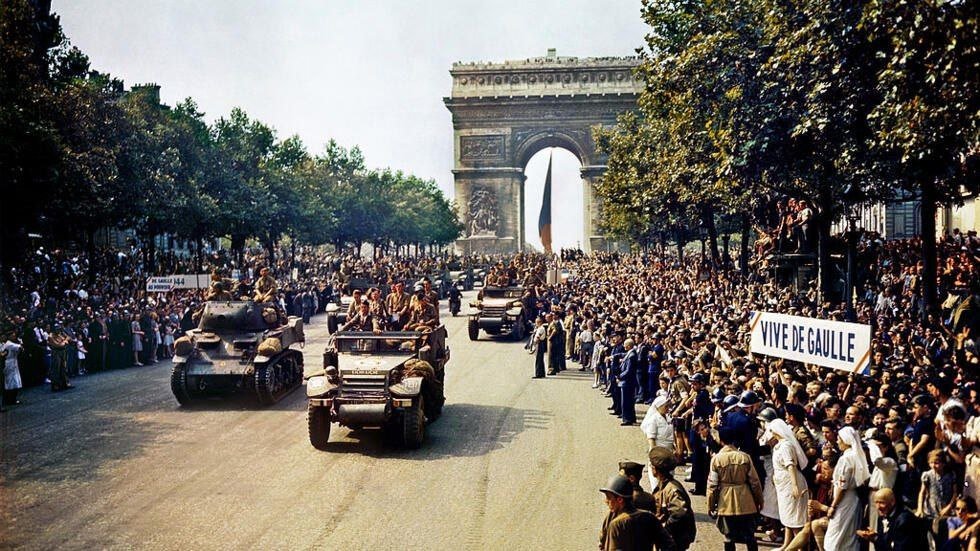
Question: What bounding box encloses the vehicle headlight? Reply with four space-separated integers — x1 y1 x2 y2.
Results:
308 377 325 389
506 307 522 317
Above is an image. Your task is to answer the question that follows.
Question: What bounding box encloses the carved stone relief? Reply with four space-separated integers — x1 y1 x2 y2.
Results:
460 135 505 160
467 186 499 236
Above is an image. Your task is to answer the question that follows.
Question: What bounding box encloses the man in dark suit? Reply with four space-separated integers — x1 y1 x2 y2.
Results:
857 488 926 550
618 338 639 426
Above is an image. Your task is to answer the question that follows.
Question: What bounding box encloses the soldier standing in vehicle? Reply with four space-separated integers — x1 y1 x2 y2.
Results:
421 279 440 321
385 281 411 330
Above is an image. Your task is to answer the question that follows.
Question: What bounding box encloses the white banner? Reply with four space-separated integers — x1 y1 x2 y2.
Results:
749 311 872 374
146 274 211 292
146 277 176 293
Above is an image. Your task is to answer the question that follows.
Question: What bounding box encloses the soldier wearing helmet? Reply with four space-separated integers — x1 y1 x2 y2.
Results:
598 474 676 551
403 282 438 331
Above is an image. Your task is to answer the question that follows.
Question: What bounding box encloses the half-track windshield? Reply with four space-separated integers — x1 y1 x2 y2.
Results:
482 287 523 299
333 331 425 355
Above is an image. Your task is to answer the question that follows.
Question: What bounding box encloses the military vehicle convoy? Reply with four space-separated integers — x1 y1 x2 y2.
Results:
305 326 449 450
170 301 305 405
468 286 528 341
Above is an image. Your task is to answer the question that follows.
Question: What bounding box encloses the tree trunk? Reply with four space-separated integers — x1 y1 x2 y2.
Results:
740 213 750 277
264 236 276 268
675 227 685 265
920 185 939 322
701 205 721 265
86 229 97 285
196 237 204 272
816 190 835 304
290 239 296 269
146 231 157 274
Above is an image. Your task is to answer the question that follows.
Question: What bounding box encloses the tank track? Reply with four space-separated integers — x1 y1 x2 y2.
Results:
255 351 303 405
170 364 193 406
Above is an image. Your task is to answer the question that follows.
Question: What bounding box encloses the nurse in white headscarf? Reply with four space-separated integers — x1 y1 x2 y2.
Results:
641 395 674 452
768 418 810 544
823 426 870 551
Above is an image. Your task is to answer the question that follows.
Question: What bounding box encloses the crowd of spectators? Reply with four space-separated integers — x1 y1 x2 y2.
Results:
525 232 980 550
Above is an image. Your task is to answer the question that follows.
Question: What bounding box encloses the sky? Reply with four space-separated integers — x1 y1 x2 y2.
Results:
54 0 649 249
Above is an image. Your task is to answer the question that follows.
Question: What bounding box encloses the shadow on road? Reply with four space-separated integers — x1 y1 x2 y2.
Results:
169 385 307 412
312 403 554 459
1 410 167 484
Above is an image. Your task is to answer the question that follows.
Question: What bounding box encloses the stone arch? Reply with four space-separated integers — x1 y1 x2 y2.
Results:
514 129 590 169
445 51 642 253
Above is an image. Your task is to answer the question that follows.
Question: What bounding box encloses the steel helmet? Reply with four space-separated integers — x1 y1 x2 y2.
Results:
599 475 633 498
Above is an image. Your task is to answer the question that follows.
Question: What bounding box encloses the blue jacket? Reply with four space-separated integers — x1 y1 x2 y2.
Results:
618 348 638 388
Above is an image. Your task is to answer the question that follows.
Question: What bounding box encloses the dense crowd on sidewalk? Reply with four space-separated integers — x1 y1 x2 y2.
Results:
523 233 980 550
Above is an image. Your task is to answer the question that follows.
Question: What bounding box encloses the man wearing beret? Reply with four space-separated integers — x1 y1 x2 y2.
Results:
599 475 677 551
649 447 696 550
619 460 656 512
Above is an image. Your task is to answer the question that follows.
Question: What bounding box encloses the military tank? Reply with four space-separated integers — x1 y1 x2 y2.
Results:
170 301 305 406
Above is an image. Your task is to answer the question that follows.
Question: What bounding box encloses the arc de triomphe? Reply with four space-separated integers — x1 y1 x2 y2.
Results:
445 50 642 254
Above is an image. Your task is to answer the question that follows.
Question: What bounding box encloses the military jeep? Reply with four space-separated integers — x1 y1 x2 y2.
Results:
468 286 528 341
170 301 305 406
305 326 449 450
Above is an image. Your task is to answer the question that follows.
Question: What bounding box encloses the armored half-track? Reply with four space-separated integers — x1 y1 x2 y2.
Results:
305 326 449 450
170 301 305 406
468 286 528 341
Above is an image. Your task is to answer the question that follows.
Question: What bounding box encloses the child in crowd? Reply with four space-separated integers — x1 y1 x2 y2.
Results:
920 449 959 550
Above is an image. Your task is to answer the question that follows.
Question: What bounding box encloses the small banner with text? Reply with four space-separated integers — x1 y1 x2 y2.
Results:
749 311 872 375
145 274 211 293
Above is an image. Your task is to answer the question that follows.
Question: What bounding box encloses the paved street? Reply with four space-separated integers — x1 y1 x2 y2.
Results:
1 292 730 550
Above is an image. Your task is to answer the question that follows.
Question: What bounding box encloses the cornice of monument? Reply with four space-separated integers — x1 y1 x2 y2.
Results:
448 50 644 99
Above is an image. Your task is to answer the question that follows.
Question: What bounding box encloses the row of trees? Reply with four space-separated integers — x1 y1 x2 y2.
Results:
595 0 979 313
1 0 462 273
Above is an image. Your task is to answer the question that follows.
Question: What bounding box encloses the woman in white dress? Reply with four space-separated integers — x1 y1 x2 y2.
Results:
768 419 809 548
2 335 24 405
641 395 674 452
823 426 870 551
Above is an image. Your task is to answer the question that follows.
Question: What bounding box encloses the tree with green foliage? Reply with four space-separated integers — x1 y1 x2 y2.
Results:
862 0 980 317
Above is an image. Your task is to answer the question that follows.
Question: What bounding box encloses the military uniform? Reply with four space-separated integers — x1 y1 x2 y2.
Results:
601 505 677 551
385 291 411 329
254 273 278 303
653 478 696 550
205 281 233 302
47 330 71 391
404 301 438 331
707 444 763 546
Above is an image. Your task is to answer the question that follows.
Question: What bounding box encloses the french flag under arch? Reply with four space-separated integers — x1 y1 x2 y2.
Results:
538 152 553 254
